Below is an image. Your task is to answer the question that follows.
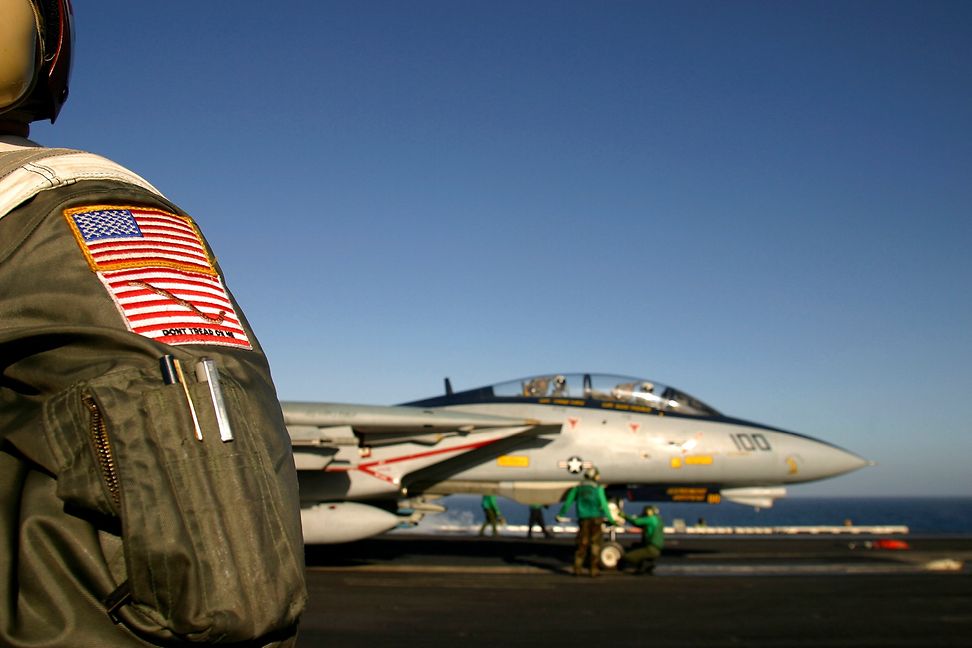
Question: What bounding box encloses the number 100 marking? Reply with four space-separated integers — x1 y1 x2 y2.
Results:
730 433 772 451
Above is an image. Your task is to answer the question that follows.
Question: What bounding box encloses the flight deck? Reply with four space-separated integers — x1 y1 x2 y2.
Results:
298 534 972 647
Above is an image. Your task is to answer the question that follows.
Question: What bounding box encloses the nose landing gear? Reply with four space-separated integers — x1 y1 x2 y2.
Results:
599 540 625 569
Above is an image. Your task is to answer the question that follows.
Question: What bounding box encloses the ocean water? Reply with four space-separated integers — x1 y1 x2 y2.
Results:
403 495 972 536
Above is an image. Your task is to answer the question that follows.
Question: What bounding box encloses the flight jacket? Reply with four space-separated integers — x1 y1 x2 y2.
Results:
0 139 307 647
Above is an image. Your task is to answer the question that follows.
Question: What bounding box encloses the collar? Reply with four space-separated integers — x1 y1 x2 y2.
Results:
0 134 42 153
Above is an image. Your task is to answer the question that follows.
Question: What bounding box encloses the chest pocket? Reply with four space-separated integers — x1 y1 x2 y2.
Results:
43 365 305 643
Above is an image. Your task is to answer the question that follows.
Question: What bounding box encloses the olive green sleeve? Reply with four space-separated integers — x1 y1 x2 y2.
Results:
597 486 616 524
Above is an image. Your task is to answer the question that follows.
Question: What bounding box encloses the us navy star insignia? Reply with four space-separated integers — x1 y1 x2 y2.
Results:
558 456 591 474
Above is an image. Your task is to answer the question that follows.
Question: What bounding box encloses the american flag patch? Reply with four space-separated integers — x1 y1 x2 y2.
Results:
65 205 252 349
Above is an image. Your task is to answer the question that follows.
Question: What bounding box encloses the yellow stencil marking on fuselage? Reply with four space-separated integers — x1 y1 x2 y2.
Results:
497 455 529 468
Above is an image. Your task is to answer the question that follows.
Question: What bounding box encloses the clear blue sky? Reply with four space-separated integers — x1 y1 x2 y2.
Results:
33 1 971 496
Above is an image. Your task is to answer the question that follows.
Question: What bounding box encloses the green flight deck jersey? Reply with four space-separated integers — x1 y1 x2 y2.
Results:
626 511 665 550
558 480 616 523
0 140 307 647
481 494 501 514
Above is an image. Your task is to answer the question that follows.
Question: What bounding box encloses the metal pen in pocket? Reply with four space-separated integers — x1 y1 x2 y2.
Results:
194 357 234 443
159 354 178 385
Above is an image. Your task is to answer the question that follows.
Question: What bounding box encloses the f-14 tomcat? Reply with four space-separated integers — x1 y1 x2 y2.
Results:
283 373 868 544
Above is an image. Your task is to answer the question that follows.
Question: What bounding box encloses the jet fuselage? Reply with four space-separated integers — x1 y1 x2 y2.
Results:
285 372 868 542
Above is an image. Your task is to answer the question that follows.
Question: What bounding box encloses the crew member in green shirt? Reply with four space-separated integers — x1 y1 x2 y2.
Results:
621 505 665 574
557 467 615 577
479 494 505 536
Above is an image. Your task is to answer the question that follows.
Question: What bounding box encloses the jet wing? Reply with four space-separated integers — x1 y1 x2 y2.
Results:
282 401 556 447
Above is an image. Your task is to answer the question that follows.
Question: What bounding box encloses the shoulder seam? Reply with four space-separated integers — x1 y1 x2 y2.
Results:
0 150 166 221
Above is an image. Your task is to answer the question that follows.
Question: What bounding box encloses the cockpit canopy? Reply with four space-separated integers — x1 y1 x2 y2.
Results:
481 373 721 417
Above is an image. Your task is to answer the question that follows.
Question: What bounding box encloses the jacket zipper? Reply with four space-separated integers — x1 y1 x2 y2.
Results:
82 395 121 508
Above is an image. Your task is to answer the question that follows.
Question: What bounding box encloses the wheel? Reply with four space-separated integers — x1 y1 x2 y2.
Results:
599 541 624 569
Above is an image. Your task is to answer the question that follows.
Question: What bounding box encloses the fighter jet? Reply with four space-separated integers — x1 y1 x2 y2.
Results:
284 372 868 544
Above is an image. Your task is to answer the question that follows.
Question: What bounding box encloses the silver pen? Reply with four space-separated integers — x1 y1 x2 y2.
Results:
195 357 234 442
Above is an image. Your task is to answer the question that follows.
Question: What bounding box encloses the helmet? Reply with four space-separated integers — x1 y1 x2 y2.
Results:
583 467 599 481
0 0 73 123
642 505 658 516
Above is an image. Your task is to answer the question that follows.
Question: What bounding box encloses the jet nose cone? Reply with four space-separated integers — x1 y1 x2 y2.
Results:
824 448 870 478
787 438 870 482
